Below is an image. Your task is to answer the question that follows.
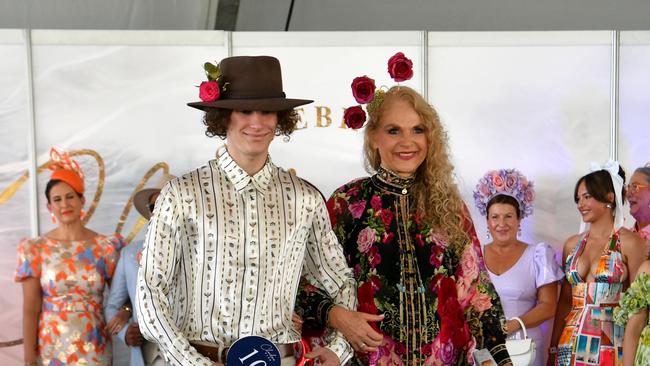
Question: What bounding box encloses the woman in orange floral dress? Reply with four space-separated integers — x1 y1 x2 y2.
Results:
15 148 124 366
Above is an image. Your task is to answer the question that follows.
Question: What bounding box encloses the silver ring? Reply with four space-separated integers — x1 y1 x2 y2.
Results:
361 342 367 349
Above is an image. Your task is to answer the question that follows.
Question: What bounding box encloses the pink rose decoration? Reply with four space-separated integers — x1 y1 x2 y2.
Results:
436 340 456 365
456 279 472 306
470 291 493 312
351 75 376 104
348 200 367 218
460 246 479 285
478 183 491 197
491 172 505 192
519 176 528 186
428 229 449 248
466 337 477 365
199 80 220 102
505 173 517 190
525 188 535 202
374 337 404 366
357 226 376 253
387 52 414 82
343 106 367 129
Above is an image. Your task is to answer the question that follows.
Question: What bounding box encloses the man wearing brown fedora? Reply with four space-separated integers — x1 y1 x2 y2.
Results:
136 56 356 366
106 173 175 366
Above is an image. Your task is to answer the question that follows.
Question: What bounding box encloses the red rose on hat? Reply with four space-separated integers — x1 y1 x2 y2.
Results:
351 76 376 104
343 106 367 129
387 52 414 82
199 80 220 102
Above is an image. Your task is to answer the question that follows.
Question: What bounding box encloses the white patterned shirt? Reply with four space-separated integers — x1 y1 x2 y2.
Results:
136 146 356 366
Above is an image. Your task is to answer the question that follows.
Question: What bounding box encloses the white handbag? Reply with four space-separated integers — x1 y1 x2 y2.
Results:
505 317 536 366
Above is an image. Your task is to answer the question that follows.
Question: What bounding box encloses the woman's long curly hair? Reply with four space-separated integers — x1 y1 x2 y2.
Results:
363 86 470 249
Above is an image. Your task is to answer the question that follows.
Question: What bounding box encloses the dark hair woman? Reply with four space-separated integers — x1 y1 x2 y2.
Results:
15 148 124 365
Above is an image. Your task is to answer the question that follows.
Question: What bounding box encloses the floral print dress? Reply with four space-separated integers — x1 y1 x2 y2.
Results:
556 231 625 366
15 234 124 365
614 272 650 366
297 168 509 366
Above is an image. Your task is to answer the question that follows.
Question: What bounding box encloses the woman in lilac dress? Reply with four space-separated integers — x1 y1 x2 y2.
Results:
474 169 564 366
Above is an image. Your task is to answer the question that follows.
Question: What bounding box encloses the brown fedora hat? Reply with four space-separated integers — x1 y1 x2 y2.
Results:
187 56 313 112
133 173 176 220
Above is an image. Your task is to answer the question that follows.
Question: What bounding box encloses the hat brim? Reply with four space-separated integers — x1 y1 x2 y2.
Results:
187 97 313 112
133 188 160 220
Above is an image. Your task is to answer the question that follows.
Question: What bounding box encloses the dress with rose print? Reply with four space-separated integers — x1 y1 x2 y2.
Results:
15 234 124 365
614 271 650 366
556 232 625 366
297 168 510 366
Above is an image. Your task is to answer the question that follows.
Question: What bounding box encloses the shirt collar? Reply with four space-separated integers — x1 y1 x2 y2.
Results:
216 145 274 194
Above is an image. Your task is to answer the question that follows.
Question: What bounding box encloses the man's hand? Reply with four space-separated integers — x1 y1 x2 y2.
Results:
106 308 130 335
125 323 145 347
305 347 339 366
292 313 304 333
328 306 384 352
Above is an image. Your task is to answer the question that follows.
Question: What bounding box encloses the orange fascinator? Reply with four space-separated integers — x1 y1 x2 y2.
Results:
48 147 85 194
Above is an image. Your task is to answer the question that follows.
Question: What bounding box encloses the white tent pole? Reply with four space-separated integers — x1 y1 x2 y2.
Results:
610 30 620 161
24 29 40 237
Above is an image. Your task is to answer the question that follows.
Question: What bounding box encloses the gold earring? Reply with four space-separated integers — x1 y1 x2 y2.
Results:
50 212 57 224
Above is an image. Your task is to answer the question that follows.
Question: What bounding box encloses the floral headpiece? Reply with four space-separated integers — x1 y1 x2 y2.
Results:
343 52 414 129
473 168 535 219
48 147 85 194
197 62 229 103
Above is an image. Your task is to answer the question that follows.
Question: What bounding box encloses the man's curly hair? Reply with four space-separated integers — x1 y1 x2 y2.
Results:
203 108 302 139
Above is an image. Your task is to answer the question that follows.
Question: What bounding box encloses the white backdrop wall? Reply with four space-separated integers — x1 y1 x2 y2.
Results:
0 30 648 365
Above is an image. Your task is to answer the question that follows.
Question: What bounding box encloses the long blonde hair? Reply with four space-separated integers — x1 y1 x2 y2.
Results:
363 86 470 248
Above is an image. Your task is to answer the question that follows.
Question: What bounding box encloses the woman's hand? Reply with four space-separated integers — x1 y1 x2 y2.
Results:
505 319 521 335
306 347 340 366
292 313 304 332
327 306 384 352
106 307 130 335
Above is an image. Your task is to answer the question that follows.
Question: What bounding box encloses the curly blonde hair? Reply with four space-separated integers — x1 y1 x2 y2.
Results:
363 86 470 248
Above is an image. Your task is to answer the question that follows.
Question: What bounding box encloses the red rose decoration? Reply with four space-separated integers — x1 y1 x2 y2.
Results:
381 232 394 244
343 106 367 129
326 195 347 226
357 282 380 332
379 209 393 228
387 52 414 82
351 76 376 104
437 277 471 349
199 80 220 102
